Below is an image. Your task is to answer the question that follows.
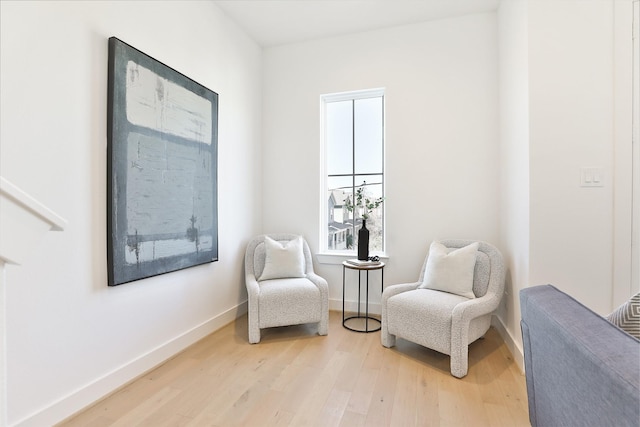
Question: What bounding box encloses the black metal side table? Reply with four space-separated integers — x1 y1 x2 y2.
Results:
342 261 385 333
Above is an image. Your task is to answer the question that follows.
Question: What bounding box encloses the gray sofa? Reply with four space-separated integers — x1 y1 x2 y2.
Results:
520 285 640 427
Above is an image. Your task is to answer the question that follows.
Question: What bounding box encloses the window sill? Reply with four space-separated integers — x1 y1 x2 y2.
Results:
316 252 388 265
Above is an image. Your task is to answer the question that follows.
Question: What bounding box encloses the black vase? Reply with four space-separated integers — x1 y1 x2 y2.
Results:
358 219 369 260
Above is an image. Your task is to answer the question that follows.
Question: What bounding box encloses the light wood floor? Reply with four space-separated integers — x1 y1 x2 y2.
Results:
59 311 530 427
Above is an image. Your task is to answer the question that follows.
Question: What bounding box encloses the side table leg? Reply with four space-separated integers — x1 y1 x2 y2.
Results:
365 270 370 332
342 265 345 326
357 270 362 317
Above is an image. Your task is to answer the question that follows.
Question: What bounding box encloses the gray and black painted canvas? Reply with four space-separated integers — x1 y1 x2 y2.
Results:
107 37 218 286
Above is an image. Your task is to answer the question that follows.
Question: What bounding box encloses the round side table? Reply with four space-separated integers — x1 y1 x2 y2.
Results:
342 261 385 333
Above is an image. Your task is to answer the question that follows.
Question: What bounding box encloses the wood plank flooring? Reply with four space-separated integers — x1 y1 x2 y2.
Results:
58 311 530 427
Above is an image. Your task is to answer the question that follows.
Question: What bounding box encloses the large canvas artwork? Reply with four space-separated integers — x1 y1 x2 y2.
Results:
107 37 218 286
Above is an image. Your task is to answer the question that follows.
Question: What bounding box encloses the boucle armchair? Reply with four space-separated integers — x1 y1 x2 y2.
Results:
381 239 505 378
245 234 329 344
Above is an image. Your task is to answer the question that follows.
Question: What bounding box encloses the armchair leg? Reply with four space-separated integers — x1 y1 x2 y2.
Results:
318 320 328 336
248 318 261 344
450 344 469 378
317 308 329 336
381 330 396 348
381 315 396 347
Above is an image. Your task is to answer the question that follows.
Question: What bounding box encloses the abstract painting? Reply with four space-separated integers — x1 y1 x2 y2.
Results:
107 37 218 286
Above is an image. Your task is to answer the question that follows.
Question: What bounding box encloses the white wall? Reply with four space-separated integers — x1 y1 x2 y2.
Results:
613 0 637 304
528 0 617 315
495 0 634 370
497 0 530 364
262 13 500 309
0 1 262 425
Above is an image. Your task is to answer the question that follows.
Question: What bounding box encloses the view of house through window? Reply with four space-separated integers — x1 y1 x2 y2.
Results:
322 89 384 253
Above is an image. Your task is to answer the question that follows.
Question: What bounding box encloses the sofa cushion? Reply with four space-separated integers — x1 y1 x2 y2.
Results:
607 293 640 339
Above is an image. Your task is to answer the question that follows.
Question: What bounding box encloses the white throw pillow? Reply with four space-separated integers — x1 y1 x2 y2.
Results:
418 241 479 299
259 236 306 281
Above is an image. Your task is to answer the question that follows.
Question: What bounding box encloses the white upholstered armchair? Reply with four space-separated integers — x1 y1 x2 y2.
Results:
381 239 505 378
245 234 329 344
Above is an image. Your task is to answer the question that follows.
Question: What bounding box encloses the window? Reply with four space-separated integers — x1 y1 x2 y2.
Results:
321 89 385 254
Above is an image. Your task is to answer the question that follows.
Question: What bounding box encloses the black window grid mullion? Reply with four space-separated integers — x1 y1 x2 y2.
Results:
326 94 384 252
351 99 356 241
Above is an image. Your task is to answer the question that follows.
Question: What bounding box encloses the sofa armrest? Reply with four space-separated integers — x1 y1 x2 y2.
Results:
520 285 640 427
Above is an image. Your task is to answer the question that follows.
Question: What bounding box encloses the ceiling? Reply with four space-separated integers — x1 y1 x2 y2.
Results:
213 0 501 47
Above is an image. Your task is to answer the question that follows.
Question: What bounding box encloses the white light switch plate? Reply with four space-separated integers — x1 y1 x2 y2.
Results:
580 167 604 187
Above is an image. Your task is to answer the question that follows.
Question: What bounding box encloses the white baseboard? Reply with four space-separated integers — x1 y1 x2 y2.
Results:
329 297 381 316
14 301 248 427
491 315 524 374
